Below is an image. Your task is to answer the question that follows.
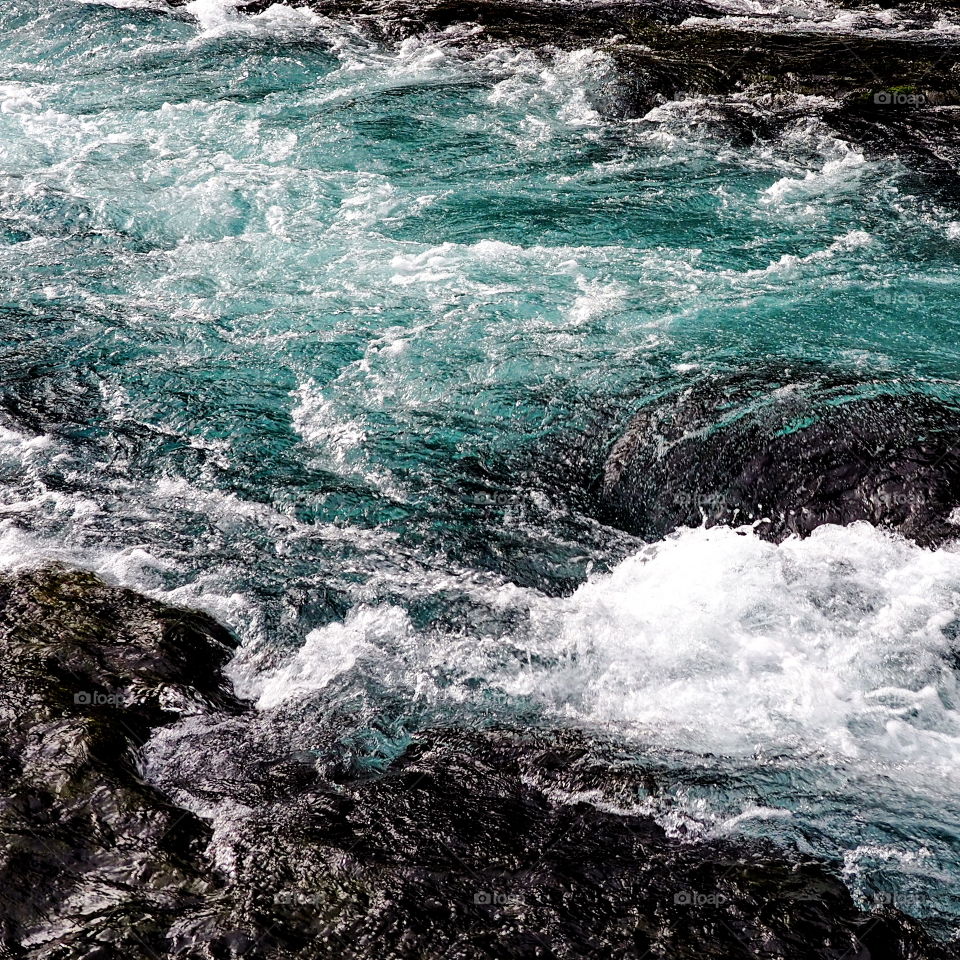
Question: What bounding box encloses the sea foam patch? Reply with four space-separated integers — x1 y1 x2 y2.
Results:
509 524 960 777
253 521 960 788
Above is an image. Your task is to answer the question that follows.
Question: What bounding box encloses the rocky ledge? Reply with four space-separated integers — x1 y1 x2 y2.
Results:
597 366 960 546
162 0 960 174
0 565 955 957
0 566 241 959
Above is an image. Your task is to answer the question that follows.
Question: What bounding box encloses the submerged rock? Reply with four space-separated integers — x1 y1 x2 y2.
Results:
0 566 954 957
598 368 960 545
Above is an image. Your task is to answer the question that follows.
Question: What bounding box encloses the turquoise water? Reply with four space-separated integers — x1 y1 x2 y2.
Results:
2 0 960 938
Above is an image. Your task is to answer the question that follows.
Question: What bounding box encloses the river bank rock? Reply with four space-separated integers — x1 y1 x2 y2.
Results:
0 565 955 957
169 725 955 959
0 565 242 958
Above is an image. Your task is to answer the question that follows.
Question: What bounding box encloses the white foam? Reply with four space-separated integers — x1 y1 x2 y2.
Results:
754 228 873 276
683 0 960 38
291 378 369 460
256 604 412 709
0 84 41 115
255 523 960 791
488 48 615 133
502 524 960 780
566 277 628 325
184 0 321 41
0 425 52 459
761 148 868 206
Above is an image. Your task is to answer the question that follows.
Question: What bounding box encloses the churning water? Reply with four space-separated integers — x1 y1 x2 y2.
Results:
2 0 960 937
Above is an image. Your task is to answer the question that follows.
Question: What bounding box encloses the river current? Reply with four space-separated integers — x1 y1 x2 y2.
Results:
2 0 960 939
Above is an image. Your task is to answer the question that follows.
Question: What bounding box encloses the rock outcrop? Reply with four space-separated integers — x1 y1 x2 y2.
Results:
598 368 960 545
0 565 241 958
0 565 955 957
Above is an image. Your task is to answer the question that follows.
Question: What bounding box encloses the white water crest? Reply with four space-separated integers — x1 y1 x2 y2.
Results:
251 522 960 789
513 524 960 775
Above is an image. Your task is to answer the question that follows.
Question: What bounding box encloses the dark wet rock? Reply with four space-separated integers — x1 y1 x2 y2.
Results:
1 566 955 957
598 367 960 545
0 565 240 959
825 102 960 182
151 722 958 960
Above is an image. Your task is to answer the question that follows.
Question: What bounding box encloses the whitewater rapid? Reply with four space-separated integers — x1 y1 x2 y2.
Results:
1 0 960 936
